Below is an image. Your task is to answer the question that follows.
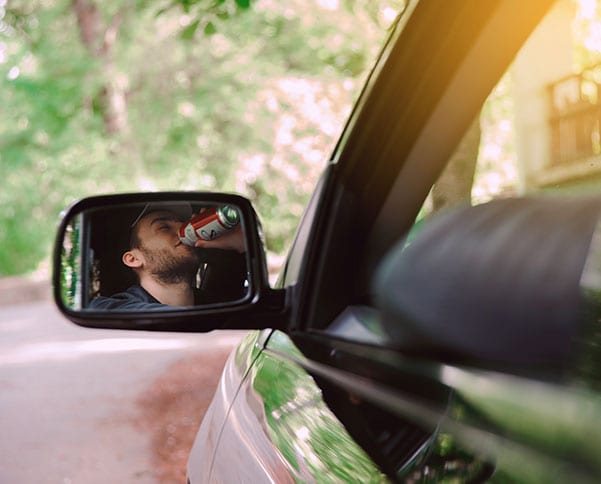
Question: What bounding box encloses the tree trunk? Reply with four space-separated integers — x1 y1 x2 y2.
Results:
71 0 129 135
431 115 481 212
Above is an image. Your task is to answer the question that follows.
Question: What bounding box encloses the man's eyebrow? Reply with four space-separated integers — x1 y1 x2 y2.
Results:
149 215 180 226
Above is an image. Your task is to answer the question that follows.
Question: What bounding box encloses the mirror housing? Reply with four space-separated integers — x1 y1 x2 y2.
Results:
53 192 287 332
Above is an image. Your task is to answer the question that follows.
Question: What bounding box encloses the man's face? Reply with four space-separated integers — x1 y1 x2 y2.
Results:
132 210 199 283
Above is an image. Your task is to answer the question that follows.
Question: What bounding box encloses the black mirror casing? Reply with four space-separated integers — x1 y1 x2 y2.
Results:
53 192 287 332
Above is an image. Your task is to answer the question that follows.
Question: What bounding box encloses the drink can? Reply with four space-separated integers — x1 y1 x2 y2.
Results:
179 205 240 246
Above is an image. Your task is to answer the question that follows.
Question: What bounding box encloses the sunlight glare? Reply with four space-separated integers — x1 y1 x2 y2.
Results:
317 0 339 10
7 65 19 80
578 0 597 20
138 177 157 191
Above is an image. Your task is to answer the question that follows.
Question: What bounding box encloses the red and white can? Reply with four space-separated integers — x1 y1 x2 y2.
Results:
178 205 240 246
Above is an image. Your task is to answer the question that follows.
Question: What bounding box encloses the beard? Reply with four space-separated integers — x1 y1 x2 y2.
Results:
141 246 199 285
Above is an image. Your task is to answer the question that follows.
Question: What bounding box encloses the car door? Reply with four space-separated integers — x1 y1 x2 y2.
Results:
192 1 574 482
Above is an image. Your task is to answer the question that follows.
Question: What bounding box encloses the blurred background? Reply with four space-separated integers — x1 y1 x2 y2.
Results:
4 1 601 281
0 0 404 282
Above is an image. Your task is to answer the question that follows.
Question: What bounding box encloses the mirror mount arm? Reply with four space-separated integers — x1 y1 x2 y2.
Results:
221 287 289 331
260 287 287 311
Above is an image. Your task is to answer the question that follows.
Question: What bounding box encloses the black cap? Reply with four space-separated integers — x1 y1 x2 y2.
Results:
130 202 193 228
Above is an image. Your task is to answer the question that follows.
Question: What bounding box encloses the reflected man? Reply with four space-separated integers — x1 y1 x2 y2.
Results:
89 204 247 310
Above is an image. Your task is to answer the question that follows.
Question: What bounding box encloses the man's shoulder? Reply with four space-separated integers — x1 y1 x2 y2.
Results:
88 285 165 310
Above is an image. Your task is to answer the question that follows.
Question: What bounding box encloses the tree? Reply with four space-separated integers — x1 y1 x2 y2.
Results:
431 115 481 212
0 0 404 276
71 0 129 134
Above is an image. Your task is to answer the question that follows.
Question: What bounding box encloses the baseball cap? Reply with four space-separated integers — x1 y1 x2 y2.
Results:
130 202 193 228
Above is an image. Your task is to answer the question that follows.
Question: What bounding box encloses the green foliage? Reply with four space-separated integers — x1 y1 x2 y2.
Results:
0 0 404 277
159 0 253 39
60 217 82 309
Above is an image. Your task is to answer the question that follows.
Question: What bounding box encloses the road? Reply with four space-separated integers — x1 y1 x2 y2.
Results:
0 300 244 483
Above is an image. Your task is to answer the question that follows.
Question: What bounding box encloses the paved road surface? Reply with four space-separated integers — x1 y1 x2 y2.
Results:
0 300 244 483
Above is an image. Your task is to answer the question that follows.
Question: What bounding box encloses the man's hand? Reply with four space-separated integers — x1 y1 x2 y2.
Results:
194 226 246 253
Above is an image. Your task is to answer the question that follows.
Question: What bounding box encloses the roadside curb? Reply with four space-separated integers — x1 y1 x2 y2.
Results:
0 276 51 308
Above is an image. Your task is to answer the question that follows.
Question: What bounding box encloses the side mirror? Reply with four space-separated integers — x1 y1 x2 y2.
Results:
53 192 286 332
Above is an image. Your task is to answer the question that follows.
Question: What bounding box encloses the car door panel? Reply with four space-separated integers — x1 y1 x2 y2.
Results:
208 330 388 483
187 329 271 483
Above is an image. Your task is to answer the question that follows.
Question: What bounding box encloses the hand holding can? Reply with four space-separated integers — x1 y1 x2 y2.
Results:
179 205 243 252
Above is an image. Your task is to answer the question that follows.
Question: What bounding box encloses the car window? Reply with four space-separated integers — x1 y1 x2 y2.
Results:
413 0 601 230
303 0 601 333
298 1 554 333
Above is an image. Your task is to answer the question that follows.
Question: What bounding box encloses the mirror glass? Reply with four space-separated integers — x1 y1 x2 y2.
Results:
58 200 249 312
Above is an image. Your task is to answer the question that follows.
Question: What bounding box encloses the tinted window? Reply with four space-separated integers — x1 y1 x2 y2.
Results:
416 0 601 225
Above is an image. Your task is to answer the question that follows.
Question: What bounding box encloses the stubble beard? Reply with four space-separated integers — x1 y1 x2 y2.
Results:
142 246 199 285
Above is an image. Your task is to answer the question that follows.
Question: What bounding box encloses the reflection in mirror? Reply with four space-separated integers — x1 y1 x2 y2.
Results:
60 213 84 309
59 201 249 312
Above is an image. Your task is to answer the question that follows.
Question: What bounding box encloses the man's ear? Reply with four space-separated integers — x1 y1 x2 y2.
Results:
122 250 143 269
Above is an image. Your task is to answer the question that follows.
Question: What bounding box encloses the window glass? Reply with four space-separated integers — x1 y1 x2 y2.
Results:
406 0 601 389
416 0 601 226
